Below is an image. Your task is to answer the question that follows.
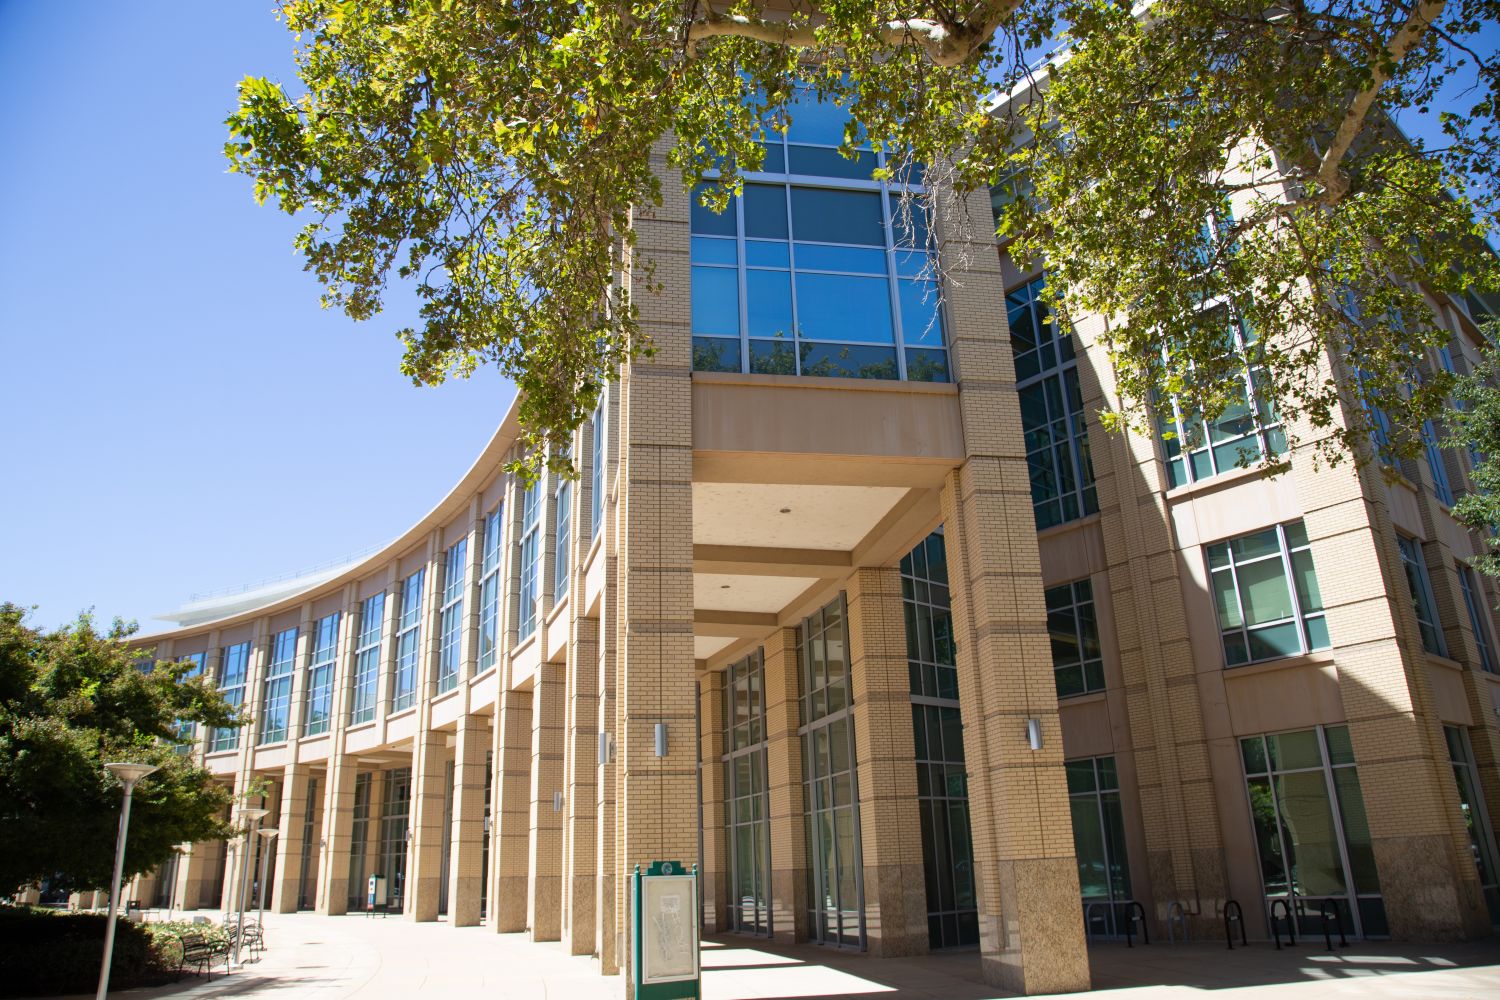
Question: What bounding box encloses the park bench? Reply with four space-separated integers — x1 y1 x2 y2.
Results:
176 930 230 981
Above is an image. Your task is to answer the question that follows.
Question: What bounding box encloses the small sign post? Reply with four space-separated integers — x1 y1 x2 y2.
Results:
630 861 700 1000
366 874 387 916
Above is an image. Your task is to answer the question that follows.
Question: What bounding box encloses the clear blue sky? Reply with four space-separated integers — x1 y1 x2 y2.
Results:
0 2 514 634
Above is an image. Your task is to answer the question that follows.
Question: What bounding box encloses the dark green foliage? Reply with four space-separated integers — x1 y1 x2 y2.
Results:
0 605 238 896
0 907 178 997
1450 320 1500 579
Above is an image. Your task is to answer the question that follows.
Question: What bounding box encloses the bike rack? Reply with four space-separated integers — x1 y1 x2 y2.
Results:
1269 897 1296 950
1083 901 1109 944
1166 901 1189 945
1316 899 1348 951
1223 899 1247 950
1123 900 1149 948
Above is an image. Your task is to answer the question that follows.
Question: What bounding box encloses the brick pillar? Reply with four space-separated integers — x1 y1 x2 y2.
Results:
492 685 534 931
937 187 1088 995
529 664 566 939
615 151 698 999
271 763 311 913
407 727 448 921
448 713 491 926
562 617 600 954
319 755 358 915
596 550 622 971
698 667 730 934
845 567 929 957
763 627 807 944
176 841 216 911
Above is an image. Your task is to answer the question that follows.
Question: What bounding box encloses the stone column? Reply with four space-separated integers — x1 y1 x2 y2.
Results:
937 187 1088 994
698 668 729 934
270 763 312 913
407 537 448 922
614 146 698 998
845 567 929 957
529 664 566 939
763 627 807 944
316 585 361 915
492 685 534 931
593 383 623 972
407 727 448 921
561 617 600 954
448 713 491 926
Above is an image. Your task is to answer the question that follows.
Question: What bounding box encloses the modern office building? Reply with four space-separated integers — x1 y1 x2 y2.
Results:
125 112 1500 995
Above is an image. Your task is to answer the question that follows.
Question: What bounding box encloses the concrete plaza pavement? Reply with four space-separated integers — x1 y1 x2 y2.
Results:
80 911 1500 1000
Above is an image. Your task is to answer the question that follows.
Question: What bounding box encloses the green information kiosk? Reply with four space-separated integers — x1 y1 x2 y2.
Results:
630 861 700 1000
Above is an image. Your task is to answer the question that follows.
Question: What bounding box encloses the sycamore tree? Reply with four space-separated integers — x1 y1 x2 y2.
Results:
226 0 1498 476
0 604 238 896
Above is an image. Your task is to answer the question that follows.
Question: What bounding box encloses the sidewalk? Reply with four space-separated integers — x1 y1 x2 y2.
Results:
73 911 1500 1000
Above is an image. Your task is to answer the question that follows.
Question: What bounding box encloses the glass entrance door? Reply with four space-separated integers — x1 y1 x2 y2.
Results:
800 597 865 948
724 650 771 935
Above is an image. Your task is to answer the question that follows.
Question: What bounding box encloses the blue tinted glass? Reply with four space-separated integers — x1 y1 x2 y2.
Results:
746 241 790 268
693 337 741 373
906 348 949 382
744 184 788 239
749 339 798 375
899 279 944 346
790 188 884 245
692 266 739 336
786 93 856 146
755 142 786 173
690 186 736 236
799 342 899 380
747 270 793 340
691 237 737 265
894 250 931 278
787 146 876 180
891 200 930 248
794 244 885 273
794 273 893 343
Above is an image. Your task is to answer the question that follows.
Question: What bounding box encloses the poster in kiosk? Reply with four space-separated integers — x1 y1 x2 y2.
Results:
630 861 700 1000
367 874 387 912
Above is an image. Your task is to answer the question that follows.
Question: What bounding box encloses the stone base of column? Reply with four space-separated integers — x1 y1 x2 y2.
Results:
975 858 1092 995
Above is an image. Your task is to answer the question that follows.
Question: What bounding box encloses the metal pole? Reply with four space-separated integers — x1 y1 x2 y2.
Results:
233 807 267 967
96 763 156 1000
256 832 276 928
94 784 136 1000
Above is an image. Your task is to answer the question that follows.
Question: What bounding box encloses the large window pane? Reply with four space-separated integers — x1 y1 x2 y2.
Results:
789 188 884 245
746 270 793 340
743 184 788 239
692 266 739 337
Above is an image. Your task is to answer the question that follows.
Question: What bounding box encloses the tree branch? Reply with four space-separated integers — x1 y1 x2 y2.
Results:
683 0 1018 67
1316 0 1445 204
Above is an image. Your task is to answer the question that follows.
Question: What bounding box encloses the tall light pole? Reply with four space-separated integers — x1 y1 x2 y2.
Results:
96 762 158 1000
254 828 278 930
233 807 268 966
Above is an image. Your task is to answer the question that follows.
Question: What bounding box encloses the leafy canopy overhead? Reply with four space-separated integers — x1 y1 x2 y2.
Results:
226 0 1498 470
0 605 239 895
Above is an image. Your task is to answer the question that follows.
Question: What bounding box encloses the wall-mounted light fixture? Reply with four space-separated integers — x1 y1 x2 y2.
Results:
553 791 564 813
654 723 668 758
598 732 614 765
1025 718 1043 751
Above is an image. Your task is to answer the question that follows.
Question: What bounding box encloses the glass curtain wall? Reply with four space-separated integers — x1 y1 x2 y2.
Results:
518 478 543 641
437 540 467 693
351 593 385 724
174 652 207 750
478 507 503 672
481 749 493 918
689 92 946 382
1446 726 1500 923
392 570 425 712
722 649 771 935
297 778 319 909
347 772 372 909
900 531 978 949
380 768 413 911
1207 521 1330 666
1241 725 1386 937
800 596 865 947
1007 275 1099 529
210 642 250 752
1397 535 1447 656
305 612 339 736
1047 579 1105 697
1068 756 1132 936
1458 565 1497 673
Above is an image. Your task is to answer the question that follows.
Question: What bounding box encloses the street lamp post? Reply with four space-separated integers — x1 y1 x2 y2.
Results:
95 762 158 1000
233 807 268 966
254 828 278 931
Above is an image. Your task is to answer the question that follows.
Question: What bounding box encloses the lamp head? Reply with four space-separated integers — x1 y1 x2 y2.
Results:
104 762 159 787
240 807 270 822
255 828 279 841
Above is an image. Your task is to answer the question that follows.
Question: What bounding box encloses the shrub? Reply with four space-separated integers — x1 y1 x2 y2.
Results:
0 905 179 997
